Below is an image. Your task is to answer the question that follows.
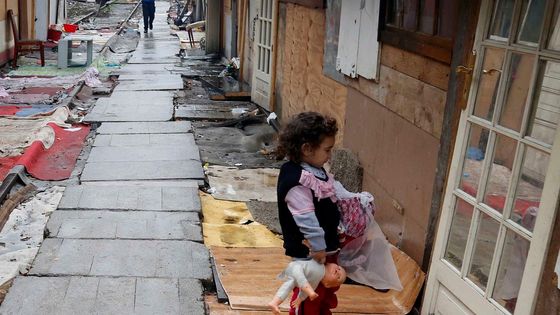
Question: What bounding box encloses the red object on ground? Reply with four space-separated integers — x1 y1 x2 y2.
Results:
47 29 62 41
0 156 21 181
0 123 90 181
63 24 78 32
0 105 30 116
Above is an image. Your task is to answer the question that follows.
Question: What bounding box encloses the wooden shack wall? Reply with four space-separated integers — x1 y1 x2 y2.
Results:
0 0 19 65
276 2 450 264
277 3 347 142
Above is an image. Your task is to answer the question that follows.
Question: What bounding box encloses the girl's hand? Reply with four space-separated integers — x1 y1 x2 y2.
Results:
311 250 326 264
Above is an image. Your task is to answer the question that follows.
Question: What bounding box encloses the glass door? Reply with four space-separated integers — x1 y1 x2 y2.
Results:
423 0 560 314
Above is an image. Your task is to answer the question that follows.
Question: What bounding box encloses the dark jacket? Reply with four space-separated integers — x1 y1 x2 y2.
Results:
277 161 340 258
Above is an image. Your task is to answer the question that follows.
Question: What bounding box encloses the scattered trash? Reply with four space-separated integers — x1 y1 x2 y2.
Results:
266 112 277 124
231 108 248 118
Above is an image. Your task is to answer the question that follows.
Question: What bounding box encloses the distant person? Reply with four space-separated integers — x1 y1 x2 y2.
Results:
142 0 156 33
268 261 346 315
276 112 341 314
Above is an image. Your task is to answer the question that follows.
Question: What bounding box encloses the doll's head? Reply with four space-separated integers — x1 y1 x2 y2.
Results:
277 112 338 167
321 263 347 288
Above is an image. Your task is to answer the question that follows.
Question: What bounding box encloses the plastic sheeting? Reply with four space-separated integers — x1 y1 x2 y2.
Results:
0 122 90 181
0 186 64 287
0 107 71 158
338 216 403 291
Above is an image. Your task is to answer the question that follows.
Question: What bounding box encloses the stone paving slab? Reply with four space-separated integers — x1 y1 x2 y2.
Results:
175 103 255 120
127 55 180 64
96 121 191 134
59 185 201 211
30 239 212 279
94 133 195 147
81 160 204 181
46 210 202 241
85 102 173 122
87 145 200 162
117 74 184 81
0 276 205 315
81 180 200 188
85 91 174 122
113 75 183 91
114 63 176 75
95 90 175 105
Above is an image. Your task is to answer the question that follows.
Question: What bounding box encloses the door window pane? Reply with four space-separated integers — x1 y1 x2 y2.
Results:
386 0 401 26
489 0 515 41
517 0 546 46
459 124 491 198
492 229 530 314
467 213 500 291
403 0 419 31
444 198 474 270
510 146 548 232
483 134 517 213
437 0 458 38
499 53 536 132
527 60 560 146
473 47 505 121
547 1 560 50
419 0 435 34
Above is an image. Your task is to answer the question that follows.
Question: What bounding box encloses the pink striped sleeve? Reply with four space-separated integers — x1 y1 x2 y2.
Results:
285 185 315 215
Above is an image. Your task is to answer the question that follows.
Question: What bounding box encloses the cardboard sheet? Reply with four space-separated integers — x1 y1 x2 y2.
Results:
201 192 282 247
203 223 283 247
210 246 425 314
200 192 254 224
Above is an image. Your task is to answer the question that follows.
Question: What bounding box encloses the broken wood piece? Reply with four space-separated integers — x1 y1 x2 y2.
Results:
211 257 229 303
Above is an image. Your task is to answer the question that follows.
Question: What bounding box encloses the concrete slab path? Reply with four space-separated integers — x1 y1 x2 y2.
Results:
0 2 210 314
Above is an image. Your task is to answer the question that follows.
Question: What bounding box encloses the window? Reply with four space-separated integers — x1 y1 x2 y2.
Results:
336 0 381 80
380 0 460 64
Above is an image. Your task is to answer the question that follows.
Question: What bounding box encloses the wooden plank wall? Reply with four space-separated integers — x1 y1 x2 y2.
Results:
279 3 347 142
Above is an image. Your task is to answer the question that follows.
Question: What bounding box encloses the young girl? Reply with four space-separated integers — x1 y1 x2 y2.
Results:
276 112 340 315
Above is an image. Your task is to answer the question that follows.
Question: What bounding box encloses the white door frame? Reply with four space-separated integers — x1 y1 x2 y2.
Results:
34 0 49 41
250 0 278 110
423 0 560 314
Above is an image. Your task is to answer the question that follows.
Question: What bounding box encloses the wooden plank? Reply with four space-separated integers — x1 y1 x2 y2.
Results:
381 44 450 91
356 0 380 80
211 257 229 303
336 0 361 78
211 246 425 314
279 0 324 9
379 28 453 64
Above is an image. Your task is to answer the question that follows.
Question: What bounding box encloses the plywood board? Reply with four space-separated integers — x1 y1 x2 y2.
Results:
280 4 347 142
381 45 450 91
211 246 425 314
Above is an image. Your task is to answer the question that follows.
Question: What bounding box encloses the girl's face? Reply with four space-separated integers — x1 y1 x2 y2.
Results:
301 136 335 168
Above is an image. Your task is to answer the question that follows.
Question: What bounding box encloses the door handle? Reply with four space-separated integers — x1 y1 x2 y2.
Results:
482 68 502 75
456 65 473 74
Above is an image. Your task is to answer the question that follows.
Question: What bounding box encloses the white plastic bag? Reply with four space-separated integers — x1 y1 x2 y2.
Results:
338 213 403 291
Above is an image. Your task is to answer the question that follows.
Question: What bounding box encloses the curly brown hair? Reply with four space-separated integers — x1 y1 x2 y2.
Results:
277 112 338 163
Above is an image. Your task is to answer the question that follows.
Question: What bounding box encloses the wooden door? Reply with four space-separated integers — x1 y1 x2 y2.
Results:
251 0 277 110
423 0 560 314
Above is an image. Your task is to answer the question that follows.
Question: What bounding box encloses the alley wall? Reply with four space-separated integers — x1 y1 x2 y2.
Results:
0 0 19 65
275 2 450 264
277 3 347 143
